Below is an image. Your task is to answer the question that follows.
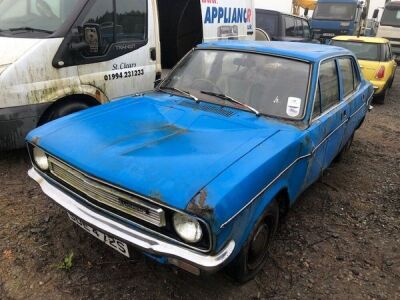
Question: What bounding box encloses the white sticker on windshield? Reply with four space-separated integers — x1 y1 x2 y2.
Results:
286 97 302 117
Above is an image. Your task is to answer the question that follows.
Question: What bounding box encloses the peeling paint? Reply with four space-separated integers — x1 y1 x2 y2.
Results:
187 190 214 219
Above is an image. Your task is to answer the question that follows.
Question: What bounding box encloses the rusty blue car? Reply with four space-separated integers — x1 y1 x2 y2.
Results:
27 41 373 282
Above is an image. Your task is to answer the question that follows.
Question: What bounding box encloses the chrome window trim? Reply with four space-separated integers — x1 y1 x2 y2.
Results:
309 54 361 124
29 144 213 253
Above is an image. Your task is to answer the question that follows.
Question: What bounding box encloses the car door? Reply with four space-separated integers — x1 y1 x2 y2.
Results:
320 59 349 169
75 0 157 101
337 56 365 148
387 43 398 80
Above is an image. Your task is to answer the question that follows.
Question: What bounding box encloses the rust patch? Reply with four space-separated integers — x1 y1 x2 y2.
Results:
32 136 40 145
187 190 214 218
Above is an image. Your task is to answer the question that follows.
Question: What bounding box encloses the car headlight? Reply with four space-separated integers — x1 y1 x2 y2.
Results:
33 147 49 171
173 212 203 243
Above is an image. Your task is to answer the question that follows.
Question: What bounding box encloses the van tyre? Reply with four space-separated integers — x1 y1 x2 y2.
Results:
227 201 279 283
39 99 99 125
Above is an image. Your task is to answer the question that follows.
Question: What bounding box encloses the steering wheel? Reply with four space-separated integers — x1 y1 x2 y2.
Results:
191 78 223 94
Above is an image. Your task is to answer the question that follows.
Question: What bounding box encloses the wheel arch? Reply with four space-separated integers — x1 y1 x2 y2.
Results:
37 93 102 126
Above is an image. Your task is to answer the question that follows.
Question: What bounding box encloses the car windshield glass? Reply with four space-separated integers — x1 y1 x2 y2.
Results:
313 3 356 21
161 50 311 120
331 40 380 61
0 0 81 36
380 7 400 27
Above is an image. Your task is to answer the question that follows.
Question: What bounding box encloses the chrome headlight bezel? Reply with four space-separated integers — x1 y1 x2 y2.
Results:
173 212 203 244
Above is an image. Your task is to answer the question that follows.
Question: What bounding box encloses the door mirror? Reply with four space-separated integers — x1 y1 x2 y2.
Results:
83 23 102 54
372 9 379 19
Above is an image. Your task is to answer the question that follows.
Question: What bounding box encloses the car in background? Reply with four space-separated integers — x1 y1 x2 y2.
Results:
256 9 315 42
27 41 373 283
331 36 397 103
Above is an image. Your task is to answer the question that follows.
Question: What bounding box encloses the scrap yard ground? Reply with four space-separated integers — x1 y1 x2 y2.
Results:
0 72 399 299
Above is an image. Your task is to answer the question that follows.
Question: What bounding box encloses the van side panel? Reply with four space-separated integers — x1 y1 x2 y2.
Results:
201 0 255 41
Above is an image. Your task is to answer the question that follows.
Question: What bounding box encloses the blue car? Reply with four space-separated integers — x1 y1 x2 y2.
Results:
27 41 373 282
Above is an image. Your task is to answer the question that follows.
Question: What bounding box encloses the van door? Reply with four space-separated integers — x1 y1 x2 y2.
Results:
75 0 157 101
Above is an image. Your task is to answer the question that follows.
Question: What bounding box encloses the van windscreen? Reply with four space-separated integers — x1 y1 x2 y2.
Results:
380 7 400 27
313 3 356 21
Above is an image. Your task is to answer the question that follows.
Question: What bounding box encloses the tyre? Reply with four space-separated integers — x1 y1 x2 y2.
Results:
227 201 279 283
39 98 98 125
373 89 387 105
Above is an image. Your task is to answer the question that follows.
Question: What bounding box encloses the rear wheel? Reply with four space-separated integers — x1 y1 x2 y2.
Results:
227 201 279 283
373 89 387 105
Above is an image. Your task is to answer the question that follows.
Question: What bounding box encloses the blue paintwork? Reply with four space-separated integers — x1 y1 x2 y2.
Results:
27 41 373 264
310 0 363 40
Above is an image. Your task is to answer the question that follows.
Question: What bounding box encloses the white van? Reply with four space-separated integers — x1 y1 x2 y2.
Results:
375 1 400 60
0 0 255 151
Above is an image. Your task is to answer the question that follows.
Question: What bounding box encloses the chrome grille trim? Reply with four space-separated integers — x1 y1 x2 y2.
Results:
48 157 166 227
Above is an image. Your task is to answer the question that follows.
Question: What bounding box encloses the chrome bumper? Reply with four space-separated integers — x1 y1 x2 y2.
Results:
28 168 235 272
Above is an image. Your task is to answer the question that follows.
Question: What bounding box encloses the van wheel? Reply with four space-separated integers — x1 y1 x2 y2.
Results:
227 201 279 283
38 98 99 125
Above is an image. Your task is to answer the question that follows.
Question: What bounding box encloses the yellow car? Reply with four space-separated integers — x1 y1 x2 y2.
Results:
331 36 397 104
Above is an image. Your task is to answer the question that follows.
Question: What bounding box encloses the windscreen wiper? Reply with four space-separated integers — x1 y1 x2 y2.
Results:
8 27 53 34
201 90 260 116
158 86 199 103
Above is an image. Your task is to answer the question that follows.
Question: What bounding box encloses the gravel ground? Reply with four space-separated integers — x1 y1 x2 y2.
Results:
0 73 399 300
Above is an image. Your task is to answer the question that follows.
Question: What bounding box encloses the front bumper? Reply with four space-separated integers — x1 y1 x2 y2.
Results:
28 168 235 273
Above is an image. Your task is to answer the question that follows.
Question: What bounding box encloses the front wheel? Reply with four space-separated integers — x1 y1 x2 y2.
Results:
38 98 99 125
227 202 279 283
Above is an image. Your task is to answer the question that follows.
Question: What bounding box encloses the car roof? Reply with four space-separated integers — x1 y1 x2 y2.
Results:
197 41 353 63
332 36 389 44
256 8 307 19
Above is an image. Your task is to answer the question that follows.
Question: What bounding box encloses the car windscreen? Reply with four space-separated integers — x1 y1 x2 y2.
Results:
162 50 311 120
0 0 81 36
313 3 356 21
256 12 278 36
331 40 381 61
380 7 400 27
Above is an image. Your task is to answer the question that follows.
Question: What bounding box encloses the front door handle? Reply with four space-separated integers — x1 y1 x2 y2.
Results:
342 110 347 119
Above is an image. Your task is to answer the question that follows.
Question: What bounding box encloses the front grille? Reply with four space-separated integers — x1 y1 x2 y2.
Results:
48 157 166 227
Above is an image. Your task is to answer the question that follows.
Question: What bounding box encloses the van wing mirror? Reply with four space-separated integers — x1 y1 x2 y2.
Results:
372 9 379 19
69 23 102 54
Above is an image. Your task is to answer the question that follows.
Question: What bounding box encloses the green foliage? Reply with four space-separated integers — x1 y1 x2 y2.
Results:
58 251 74 271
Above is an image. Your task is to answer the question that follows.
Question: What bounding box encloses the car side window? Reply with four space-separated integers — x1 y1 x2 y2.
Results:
302 20 311 38
313 82 322 119
338 58 355 97
319 60 340 111
352 60 361 89
285 16 296 37
296 19 304 37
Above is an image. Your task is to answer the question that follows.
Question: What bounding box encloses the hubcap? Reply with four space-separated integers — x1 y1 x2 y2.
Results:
247 223 270 270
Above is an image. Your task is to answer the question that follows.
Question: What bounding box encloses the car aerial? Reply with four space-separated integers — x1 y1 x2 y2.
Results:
256 9 315 42
27 41 373 283
331 36 397 104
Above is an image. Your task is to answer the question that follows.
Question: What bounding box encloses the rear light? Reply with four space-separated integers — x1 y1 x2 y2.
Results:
375 66 385 79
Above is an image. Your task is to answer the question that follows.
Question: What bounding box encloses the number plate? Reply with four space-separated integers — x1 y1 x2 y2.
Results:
68 213 130 258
